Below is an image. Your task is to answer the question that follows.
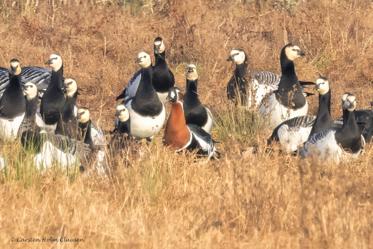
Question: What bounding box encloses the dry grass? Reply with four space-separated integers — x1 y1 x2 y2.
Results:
0 0 372 248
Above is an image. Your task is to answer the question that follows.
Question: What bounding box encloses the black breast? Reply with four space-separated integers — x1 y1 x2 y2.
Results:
152 54 175 93
0 73 26 119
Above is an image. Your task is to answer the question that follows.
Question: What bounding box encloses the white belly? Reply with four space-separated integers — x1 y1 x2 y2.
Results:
0 113 25 141
302 131 342 163
278 125 312 153
202 107 214 134
259 94 308 128
34 141 77 170
126 101 166 139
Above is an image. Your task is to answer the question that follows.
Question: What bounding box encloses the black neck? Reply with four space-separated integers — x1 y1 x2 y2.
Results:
310 90 333 135
235 63 247 78
278 49 298 91
79 120 94 147
132 67 162 115
51 66 64 90
63 93 78 122
154 52 166 65
26 97 38 118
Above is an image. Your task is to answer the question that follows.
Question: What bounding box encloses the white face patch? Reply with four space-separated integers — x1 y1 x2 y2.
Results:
64 78 78 97
230 49 246 65
115 104 129 122
137 52 151 68
77 108 90 123
316 78 330 95
341 93 349 102
154 40 165 53
186 64 198 81
285 45 303 61
10 60 21 75
23 82 38 100
48 54 63 72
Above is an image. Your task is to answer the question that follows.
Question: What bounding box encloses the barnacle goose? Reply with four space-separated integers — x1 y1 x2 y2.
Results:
0 65 50 98
259 44 307 128
0 59 26 141
226 48 280 108
125 53 166 139
21 130 92 170
183 64 214 134
17 82 45 136
164 87 219 159
113 104 130 135
152 37 175 103
300 93 365 163
77 108 106 174
55 78 79 138
40 54 65 128
335 104 373 143
110 104 132 151
116 52 152 104
267 77 333 153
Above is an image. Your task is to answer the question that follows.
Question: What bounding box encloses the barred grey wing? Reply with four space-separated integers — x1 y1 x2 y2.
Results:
21 67 51 96
253 71 280 89
0 67 9 98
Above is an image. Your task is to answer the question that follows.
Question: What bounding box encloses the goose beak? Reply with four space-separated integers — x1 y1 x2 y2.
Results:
45 59 53 65
299 50 305 57
226 56 233 62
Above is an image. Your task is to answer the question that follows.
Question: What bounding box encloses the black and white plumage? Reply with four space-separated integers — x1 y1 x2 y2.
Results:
0 59 26 140
77 108 106 174
267 77 333 153
226 49 280 108
183 64 213 134
113 104 130 135
116 52 152 104
17 82 45 136
40 54 65 127
0 66 51 99
21 130 92 170
125 56 166 139
55 78 79 138
259 44 308 128
300 93 365 163
152 37 175 103
164 87 219 159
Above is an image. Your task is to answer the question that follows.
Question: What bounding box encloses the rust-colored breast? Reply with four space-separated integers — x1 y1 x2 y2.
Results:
164 102 191 150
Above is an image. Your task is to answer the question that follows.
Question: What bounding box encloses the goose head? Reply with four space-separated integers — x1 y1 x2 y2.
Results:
166 87 182 103
284 44 305 61
136 51 151 68
154 37 166 54
64 78 78 97
342 93 357 112
46 53 63 72
10 58 21 75
186 64 198 81
315 77 330 95
227 49 246 65
115 104 129 122
23 82 38 100
77 107 90 124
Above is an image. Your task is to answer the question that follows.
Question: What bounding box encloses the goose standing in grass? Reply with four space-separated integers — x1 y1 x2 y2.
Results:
183 64 213 134
116 52 152 104
0 59 26 141
259 44 307 128
226 48 280 108
40 54 65 132
77 107 106 174
300 93 365 163
0 64 51 99
21 130 92 171
152 37 175 103
125 52 166 140
164 87 219 159
55 78 79 138
110 104 132 151
267 77 333 153
335 103 373 143
17 82 45 136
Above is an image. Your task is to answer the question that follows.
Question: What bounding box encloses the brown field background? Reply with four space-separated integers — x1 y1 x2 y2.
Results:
0 0 372 248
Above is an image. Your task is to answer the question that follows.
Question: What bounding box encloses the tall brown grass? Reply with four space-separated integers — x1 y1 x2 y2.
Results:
0 0 372 248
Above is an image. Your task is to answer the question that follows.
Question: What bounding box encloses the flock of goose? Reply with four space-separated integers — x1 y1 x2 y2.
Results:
0 37 372 174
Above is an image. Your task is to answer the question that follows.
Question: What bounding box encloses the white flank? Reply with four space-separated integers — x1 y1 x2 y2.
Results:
0 113 25 141
126 100 166 138
259 94 309 128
